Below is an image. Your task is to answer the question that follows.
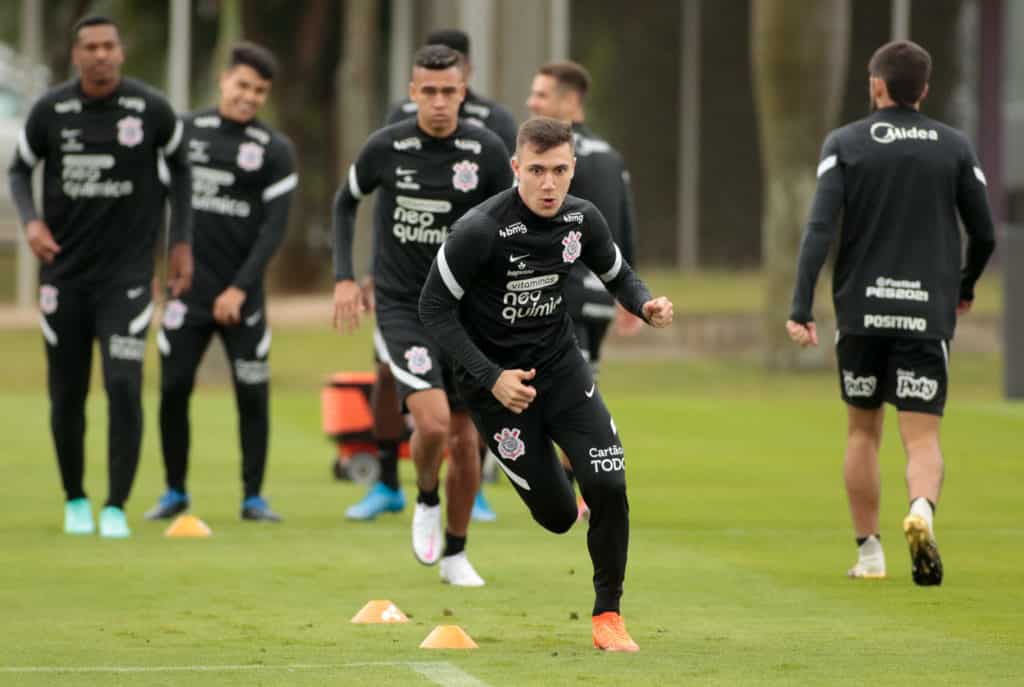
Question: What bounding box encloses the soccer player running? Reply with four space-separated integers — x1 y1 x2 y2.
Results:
786 41 995 586
420 117 673 651
144 43 297 523
7 16 192 538
333 45 513 586
354 28 517 524
526 60 642 519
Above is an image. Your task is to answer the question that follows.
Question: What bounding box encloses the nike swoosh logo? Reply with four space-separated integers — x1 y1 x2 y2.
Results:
396 167 417 176
585 384 595 398
126 287 144 299
245 310 262 326
509 253 530 263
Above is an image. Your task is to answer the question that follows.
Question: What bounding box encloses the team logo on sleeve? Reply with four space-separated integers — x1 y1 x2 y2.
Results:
493 428 525 461
452 160 480 192
116 116 144 147
162 300 187 330
39 285 58 315
404 346 432 375
237 142 265 171
561 230 582 263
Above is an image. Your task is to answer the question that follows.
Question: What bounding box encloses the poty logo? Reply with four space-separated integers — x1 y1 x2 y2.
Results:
404 346 432 375
896 371 938 401
493 428 525 461
870 122 939 144
563 212 584 225
499 222 527 238
842 371 877 398
562 230 582 263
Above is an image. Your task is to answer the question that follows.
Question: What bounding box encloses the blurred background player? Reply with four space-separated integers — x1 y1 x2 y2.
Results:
349 29 517 524
525 60 641 518
144 42 297 523
7 16 192 538
332 45 513 585
787 40 995 586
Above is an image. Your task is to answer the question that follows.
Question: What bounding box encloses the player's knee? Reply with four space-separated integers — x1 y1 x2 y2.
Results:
105 372 142 408
235 384 268 417
533 500 577 534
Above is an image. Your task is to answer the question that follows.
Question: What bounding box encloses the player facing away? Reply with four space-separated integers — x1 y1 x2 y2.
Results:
7 16 193 538
419 117 673 651
787 41 995 585
144 43 297 523
332 45 514 586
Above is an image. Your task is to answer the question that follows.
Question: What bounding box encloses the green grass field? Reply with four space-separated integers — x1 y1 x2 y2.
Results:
0 324 1021 686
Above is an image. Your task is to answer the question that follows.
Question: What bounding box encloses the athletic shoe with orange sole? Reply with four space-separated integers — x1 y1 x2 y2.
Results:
592 612 640 652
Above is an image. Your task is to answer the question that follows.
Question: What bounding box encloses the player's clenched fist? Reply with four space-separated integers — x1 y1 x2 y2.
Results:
785 319 819 348
491 368 537 414
642 297 673 328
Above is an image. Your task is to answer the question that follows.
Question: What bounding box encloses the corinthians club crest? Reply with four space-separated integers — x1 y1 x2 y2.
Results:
452 160 479 192
493 428 525 461
562 230 582 263
404 346 432 375
116 116 143 147
237 142 265 172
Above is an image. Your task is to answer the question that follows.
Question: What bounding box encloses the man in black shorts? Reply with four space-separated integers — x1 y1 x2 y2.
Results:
7 16 193 538
333 45 513 586
787 40 995 586
420 117 673 650
143 43 296 523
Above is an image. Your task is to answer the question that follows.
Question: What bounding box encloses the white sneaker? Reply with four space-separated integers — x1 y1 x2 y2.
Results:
847 534 887 579
412 503 442 565
440 552 486 587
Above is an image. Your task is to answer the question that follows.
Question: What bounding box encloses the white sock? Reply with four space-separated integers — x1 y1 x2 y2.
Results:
909 497 935 535
859 534 883 558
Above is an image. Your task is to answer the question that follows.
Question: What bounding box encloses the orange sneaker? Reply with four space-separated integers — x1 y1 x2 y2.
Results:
591 612 640 652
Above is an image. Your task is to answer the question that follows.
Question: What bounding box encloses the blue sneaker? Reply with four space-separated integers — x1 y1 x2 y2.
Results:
241 495 282 522
64 497 95 535
345 482 405 521
99 506 131 538
471 490 497 522
143 489 189 520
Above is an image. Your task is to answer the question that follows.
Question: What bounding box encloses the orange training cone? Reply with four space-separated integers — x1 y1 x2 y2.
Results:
351 600 409 624
164 514 212 538
419 625 478 649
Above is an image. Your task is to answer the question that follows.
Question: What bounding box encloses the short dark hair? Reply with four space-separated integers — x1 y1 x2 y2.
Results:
868 40 932 107
228 41 278 81
516 117 575 156
538 61 591 100
72 15 119 43
413 44 460 71
426 29 470 57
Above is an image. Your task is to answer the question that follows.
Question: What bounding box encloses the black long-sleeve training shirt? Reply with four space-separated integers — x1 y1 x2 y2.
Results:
385 89 518 154
419 189 652 391
790 106 996 341
7 77 192 285
183 108 297 304
565 122 638 319
333 118 513 304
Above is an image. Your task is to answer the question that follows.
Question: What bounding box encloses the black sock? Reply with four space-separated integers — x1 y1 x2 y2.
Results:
443 531 466 557
855 534 880 547
417 486 440 507
377 440 400 490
